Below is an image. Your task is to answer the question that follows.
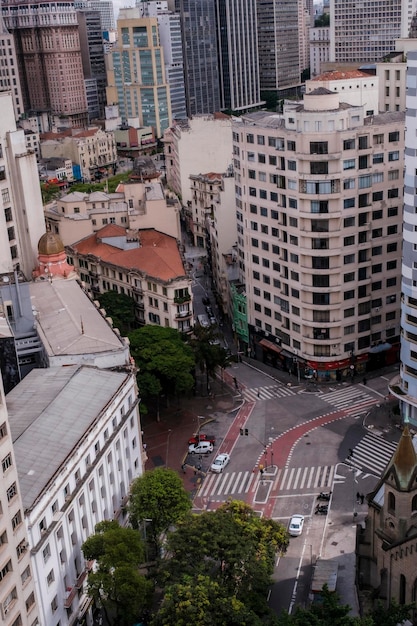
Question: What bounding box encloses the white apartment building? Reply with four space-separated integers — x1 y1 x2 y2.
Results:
392 50 417 427
7 364 143 626
329 0 414 64
163 114 233 209
0 92 45 280
232 93 404 380
0 371 39 626
44 180 181 245
0 26 24 121
68 224 194 332
40 127 117 182
306 70 379 116
309 26 330 78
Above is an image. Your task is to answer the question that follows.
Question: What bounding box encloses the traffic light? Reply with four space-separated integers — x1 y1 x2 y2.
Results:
240 428 249 436
245 428 248 436
240 428 244 436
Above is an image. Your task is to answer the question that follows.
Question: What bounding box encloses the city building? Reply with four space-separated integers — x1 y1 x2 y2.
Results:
44 178 181 244
391 49 417 427
374 40 417 114
357 425 417 621
106 8 172 138
40 126 117 182
7 362 143 626
38 158 74 184
77 9 108 119
309 26 330 78
67 224 193 332
216 0 263 112
2 0 88 128
175 0 221 116
306 70 379 116
257 0 301 95
0 92 45 280
188 169 238 315
329 0 413 64
0 374 39 625
0 16 24 120
232 94 404 380
138 1 187 121
75 0 115 32
163 114 233 209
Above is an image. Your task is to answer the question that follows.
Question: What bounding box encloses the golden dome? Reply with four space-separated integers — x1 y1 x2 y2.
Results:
38 232 65 255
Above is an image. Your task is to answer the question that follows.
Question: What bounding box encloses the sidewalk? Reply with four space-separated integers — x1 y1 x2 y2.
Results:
141 374 237 496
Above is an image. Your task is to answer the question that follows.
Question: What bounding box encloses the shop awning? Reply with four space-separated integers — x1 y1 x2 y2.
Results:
369 342 392 354
259 338 282 355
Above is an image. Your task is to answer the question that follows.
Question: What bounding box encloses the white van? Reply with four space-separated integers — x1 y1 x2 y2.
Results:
197 314 210 328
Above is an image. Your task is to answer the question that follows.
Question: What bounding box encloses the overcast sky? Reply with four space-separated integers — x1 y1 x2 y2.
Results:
112 0 135 21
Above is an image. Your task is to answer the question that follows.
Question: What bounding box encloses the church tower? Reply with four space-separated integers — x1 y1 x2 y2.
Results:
357 426 417 616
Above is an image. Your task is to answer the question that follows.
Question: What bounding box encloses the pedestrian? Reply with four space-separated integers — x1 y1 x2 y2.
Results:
360 493 365 504
181 463 186 474
363 376 367 385
233 376 238 390
356 491 360 503
257 388 260 398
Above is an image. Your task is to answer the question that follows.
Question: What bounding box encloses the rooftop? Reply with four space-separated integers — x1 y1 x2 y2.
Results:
71 226 186 282
7 365 129 510
312 69 370 81
29 279 127 358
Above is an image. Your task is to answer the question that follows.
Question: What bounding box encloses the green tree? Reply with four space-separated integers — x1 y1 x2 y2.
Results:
315 13 330 26
82 521 152 626
128 468 192 555
128 325 195 414
188 325 231 394
276 586 373 626
370 599 413 626
152 574 265 626
41 182 61 204
161 500 288 615
98 290 137 335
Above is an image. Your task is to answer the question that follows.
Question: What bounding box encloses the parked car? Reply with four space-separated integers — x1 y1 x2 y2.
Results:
289 514 305 536
211 453 230 473
188 441 214 455
188 433 216 445
197 314 210 328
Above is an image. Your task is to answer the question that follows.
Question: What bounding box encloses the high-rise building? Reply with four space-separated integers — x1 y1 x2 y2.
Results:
1 0 88 127
75 0 116 32
257 0 302 93
106 8 172 137
175 0 221 115
216 0 263 112
138 1 187 121
0 374 39 625
0 16 23 120
232 94 404 381
77 9 108 118
0 92 45 279
329 0 414 64
393 49 417 427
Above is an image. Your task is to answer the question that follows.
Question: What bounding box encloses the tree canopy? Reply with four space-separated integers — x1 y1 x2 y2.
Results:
159 500 288 619
128 325 195 412
128 467 192 554
98 290 137 335
82 521 152 626
187 324 231 394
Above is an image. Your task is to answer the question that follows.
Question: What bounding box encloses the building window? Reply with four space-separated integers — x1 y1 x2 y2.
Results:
6 483 17 502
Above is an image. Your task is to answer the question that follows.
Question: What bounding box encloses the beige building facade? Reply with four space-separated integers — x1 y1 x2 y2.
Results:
232 93 404 379
163 114 233 209
40 127 117 183
45 180 181 245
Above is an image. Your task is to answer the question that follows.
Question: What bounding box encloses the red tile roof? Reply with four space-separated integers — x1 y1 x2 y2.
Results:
72 227 185 282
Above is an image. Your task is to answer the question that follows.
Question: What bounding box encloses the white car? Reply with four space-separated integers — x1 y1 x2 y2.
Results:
289 514 305 537
211 453 230 473
188 441 213 455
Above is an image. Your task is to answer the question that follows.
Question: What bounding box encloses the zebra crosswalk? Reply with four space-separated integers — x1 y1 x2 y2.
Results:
319 386 377 416
242 384 296 402
349 432 397 477
198 465 334 499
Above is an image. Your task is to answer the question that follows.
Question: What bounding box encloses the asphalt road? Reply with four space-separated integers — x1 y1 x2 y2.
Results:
191 359 399 614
